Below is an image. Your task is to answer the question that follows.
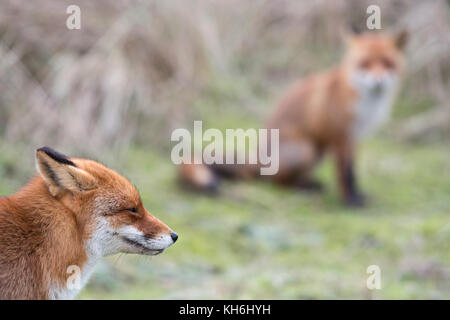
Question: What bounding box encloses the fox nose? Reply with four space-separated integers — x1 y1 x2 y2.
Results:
170 232 179 243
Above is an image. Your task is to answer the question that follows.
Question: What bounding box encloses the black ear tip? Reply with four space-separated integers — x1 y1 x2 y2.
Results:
395 30 408 49
37 146 54 154
399 29 409 39
36 146 76 167
350 24 363 35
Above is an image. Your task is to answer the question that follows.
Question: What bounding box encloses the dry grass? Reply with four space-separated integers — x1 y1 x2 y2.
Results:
0 0 449 154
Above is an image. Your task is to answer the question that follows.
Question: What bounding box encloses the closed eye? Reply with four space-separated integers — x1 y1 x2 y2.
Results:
103 207 140 216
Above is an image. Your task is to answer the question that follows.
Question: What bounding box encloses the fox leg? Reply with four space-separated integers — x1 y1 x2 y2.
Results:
333 140 366 207
271 141 321 188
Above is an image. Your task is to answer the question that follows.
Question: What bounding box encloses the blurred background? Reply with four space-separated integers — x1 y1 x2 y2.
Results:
0 0 449 299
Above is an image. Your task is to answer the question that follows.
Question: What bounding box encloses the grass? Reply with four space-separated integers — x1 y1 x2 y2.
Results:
0 130 449 299
83 137 449 299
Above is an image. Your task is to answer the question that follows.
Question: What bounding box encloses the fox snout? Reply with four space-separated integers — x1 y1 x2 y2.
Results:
352 69 397 94
112 208 179 255
116 223 178 255
170 231 179 242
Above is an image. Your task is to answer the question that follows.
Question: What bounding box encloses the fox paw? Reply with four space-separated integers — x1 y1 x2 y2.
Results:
296 179 325 193
345 193 367 208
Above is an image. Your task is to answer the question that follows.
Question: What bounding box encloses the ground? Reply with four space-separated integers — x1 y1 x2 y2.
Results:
76 139 449 299
1 124 449 300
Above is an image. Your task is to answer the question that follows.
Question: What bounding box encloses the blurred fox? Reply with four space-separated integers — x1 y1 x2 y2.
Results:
180 30 408 206
0 147 178 299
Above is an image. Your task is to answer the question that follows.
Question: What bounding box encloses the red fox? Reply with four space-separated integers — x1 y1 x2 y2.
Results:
0 147 178 299
179 30 408 206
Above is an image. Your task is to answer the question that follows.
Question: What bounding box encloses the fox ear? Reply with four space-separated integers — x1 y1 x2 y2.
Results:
349 24 363 35
394 30 408 51
36 147 97 197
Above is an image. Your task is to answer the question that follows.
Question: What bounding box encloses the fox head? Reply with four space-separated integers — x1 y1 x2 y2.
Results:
35 147 178 257
343 30 408 95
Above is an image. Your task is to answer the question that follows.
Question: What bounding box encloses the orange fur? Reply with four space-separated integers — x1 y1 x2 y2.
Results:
180 31 408 206
0 147 176 299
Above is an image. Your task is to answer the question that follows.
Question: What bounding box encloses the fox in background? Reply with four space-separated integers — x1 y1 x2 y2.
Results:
179 29 408 206
0 147 178 299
